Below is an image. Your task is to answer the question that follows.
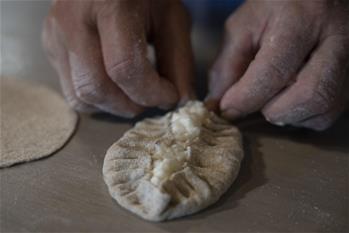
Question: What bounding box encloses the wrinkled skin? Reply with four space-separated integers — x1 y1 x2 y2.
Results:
42 0 195 118
207 0 349 131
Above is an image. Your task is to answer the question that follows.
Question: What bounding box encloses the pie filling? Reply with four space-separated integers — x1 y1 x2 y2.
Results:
150 101 209 186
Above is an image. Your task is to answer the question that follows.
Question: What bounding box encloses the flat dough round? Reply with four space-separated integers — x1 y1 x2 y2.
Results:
0 78 78 168
103 101 243 221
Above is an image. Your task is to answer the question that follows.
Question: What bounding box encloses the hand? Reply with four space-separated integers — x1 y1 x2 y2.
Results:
207 0 349 130
42 0 194 118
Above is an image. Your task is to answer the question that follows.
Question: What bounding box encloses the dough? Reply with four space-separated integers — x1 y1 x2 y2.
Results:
103 101 243 221
0 78 78 168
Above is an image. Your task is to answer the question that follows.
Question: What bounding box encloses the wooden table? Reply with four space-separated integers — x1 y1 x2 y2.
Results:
1 1 348 232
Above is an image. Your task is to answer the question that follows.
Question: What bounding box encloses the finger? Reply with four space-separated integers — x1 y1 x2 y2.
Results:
42 18 97 113
262 36 348 129
151 0 196 104
206 32 254 113
66 24 144 118
207 32 255 100
207 4 257 105
97 6 179 108
294 107 342 131
204 99 220 113
220 18 317 119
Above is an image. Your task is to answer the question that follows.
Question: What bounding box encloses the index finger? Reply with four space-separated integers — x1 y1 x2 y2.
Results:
220 22 317 119
97 4 179 108
151 0 196 105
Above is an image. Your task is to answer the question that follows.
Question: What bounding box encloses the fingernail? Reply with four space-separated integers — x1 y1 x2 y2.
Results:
221 108 241 120
265 116 285 126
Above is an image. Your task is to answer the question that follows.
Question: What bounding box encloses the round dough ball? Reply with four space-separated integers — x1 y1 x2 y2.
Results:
0 78 78 168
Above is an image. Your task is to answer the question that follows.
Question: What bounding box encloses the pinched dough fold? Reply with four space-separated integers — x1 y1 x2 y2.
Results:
103 101 243 221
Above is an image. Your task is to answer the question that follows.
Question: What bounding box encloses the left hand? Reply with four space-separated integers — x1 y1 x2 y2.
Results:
207 0 349 130
42 0 195 118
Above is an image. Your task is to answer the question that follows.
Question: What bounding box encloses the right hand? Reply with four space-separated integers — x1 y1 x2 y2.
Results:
206 0 349 131
42 0 195 118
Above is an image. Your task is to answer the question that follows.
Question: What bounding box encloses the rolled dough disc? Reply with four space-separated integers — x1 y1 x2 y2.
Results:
103 101 243 221
0 78 78 168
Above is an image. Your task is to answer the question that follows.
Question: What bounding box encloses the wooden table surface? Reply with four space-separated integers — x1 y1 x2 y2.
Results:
1 1 348 232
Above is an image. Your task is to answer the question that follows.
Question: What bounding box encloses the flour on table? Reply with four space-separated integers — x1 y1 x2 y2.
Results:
103 101 243 221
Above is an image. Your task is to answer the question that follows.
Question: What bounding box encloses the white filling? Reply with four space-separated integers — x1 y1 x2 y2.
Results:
150 144 191 186
171 101 208 141
150 101 208 186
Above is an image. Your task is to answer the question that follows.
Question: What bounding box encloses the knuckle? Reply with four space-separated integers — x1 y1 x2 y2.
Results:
265 60 287 80
258 49 293 80
105 58 135 81
73 74 105 104
248 60 290 96
65 95 93 113
76 86 99 104
294 82 338 116
306 88 335 113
